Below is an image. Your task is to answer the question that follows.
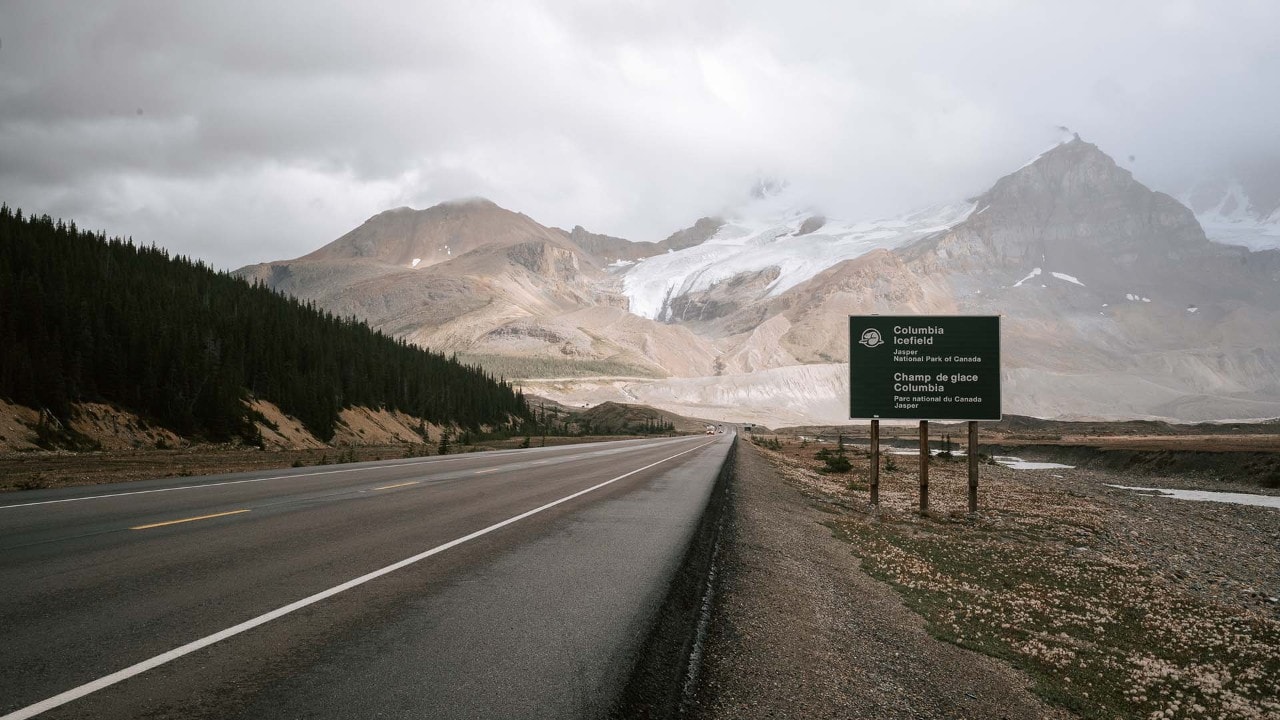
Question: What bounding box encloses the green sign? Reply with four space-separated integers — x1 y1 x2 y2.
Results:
849 315 1001 420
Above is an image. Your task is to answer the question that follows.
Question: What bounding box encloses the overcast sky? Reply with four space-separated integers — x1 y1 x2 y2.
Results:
1 0 1277 269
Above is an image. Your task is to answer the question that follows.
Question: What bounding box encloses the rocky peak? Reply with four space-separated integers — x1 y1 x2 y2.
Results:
1185 157 1280 221
976 136 1175 227
656 216 725 253
919 136 1207 281
299 197 571 269
561 225 649 264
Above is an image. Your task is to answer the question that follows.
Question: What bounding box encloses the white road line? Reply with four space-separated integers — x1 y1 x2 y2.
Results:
372 481 420 491
0 437 700 511
0 439 717 720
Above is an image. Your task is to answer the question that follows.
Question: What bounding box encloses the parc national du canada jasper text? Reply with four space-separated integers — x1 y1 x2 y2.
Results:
849 316 1001 421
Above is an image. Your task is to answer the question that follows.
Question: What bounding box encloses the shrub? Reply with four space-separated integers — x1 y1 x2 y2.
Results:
15 476 50 491
821 453 852 473
817 446 852 473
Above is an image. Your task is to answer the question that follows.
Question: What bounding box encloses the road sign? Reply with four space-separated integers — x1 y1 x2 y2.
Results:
849 315 1001 420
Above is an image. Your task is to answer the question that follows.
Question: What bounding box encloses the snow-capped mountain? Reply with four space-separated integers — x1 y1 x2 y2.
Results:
1182 177 1280 252
238 137 1280 426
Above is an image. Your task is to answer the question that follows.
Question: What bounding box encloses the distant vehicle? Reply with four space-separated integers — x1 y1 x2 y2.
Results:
716 425 724 434
705 424 716 435
743 423 754 432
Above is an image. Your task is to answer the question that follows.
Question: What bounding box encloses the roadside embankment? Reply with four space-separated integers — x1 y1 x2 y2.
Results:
0 435 678 493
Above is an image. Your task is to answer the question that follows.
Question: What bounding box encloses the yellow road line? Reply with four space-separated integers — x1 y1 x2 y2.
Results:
130 509 250 531
374 481 420 491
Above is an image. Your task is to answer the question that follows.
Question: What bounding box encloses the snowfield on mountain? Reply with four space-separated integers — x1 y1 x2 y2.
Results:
238 137 1280 427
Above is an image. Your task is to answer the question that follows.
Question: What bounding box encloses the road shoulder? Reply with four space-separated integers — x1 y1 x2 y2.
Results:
691 440 1070 719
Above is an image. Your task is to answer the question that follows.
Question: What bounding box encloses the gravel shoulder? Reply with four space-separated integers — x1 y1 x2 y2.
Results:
697 435 1280 720
691 439 1071 720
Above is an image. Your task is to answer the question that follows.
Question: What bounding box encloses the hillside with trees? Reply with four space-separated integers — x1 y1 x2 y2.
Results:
0 205 529 443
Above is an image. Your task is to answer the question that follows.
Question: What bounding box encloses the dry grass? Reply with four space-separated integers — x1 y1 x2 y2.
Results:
748 435 1280 720
0 435 650 493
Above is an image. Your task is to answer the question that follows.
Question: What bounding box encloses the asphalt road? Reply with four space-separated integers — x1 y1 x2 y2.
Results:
0 434 734 719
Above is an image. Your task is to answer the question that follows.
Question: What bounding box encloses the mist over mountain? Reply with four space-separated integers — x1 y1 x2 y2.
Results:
6 2 1280 271
1177 159 1280 252
238 137 1280 426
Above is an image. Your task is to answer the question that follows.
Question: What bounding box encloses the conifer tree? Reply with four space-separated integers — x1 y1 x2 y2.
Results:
0 207 530 442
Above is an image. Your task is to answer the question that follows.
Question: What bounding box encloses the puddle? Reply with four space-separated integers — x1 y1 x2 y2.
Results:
993 456 1075 470
886 449 968 457
874 452 1071 469
1106 485 1280 509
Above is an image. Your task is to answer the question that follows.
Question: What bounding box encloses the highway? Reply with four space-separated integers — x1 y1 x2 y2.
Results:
0 434 734 719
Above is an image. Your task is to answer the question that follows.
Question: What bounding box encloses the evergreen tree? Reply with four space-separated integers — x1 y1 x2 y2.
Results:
0 206 530 442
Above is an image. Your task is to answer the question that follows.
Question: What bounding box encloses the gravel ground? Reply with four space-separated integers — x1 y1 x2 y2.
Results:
694 435 1280 720
690 440 1072 720
1068 468 1280 616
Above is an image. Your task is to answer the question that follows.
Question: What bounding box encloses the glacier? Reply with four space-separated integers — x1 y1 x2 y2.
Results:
622 198 972 320
1185 181 1280 252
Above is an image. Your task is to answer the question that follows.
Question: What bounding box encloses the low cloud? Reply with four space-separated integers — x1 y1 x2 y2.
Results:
1 0 1277 268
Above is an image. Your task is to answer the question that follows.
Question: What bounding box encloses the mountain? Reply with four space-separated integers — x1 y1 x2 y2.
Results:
898 137 1280 419
238 138 1280 426
613 137 1280 423
1180 160 1280 252
238 198 722 379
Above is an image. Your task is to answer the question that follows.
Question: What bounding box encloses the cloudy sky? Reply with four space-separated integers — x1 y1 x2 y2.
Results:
1 0 1277 269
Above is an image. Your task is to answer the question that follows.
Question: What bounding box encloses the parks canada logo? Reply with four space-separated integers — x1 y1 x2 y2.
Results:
859 328 884 348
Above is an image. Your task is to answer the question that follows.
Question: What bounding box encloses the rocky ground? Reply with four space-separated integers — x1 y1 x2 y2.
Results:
693 436 1280 720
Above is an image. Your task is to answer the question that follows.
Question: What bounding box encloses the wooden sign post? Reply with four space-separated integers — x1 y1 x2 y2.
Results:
918 420 929 514
849 315 1001 514
869 419 880 505
968 420 979 513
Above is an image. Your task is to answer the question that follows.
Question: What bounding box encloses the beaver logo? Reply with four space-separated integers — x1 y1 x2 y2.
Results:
859 328 884 348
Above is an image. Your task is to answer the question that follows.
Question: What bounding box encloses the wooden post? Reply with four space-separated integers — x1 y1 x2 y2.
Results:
918 419 929 514
869 419 880 506
968 421 979 513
